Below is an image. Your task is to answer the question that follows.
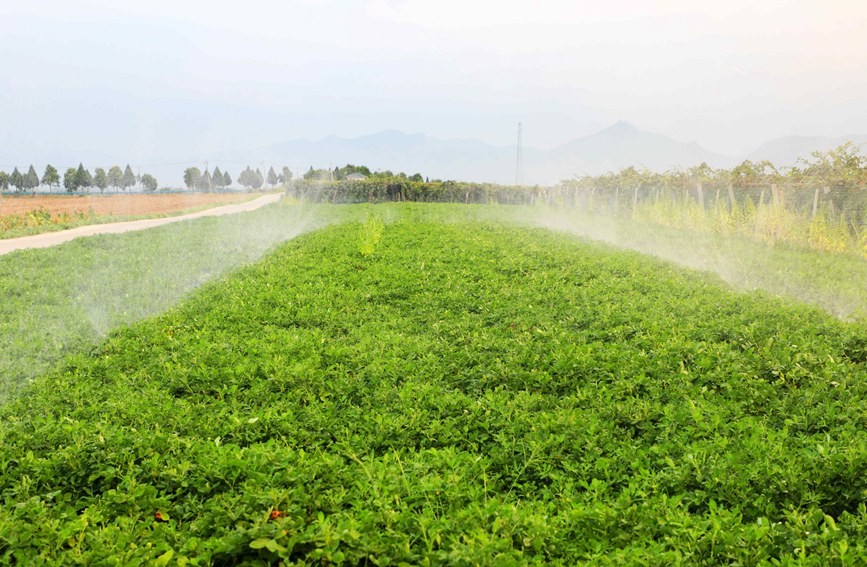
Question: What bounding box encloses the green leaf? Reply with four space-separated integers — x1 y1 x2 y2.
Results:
154 549 174 567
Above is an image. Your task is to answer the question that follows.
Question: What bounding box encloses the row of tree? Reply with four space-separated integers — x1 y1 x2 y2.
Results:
562 142 867 193
287 147 866 216
301 164 425 182
182 165 294 191
0 164 157 193
558 143 867 224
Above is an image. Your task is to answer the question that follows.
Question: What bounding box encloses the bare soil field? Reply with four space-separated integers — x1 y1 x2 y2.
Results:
0 192 263 217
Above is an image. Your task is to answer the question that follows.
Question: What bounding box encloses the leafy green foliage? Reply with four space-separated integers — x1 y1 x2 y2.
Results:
141 173 159 192
122 165 136 191
1 207 865 564
184 167 202 190
239 167 264 190
9 167 23 193
289 177 542 205
76 163 92 190
358 214 384 257
108 165 124 191
0 202 324 400
63 167 78 193
93 167 109 192
24 165 40 191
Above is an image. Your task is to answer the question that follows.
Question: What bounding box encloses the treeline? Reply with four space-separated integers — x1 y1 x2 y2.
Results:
289 146 866 256
182 165 294 191
288 177 539 205
0 163 157 193
301 164 424 182
289 145 867 220
559 142 867 226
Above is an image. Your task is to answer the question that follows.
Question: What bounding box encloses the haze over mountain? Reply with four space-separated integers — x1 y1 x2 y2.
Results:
217 121 857 186
5 121 866 188
746 135 867 167
2 1 865 189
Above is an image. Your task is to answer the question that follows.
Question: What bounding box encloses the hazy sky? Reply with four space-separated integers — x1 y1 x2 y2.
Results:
2 0 865 165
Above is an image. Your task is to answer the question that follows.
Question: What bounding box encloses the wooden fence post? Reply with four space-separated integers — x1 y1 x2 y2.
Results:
812 187 819 218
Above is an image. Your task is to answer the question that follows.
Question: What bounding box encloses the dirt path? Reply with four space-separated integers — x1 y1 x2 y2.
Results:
0 194 282 256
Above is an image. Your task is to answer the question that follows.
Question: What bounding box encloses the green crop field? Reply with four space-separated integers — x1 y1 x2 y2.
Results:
1 203 866 564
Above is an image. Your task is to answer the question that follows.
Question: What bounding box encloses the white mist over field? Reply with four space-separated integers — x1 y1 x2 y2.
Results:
535 209 867 321
0 203 324 403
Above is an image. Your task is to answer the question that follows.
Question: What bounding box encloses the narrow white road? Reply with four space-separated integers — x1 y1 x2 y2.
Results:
0 193 282 256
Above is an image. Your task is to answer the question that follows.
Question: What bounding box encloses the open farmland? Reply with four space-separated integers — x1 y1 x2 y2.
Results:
0 192 270 240
0 192 264 217
1 205 866 564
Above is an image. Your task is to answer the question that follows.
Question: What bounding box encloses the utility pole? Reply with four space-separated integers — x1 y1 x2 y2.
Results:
515 122 524 186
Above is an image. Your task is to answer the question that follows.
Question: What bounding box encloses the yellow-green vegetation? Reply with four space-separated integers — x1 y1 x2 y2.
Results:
1 204 866 564
0 208 97 238
358 215 384 257
559 144 867 259
628 194 865 257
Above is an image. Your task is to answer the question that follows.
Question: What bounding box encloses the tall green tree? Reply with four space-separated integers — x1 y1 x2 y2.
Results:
303 166 331 181
183 167 201 190
252 168 264 190
198 169 213 192
336 164 372 178
279 166 293 184
238 166 253 189
212 167 224 189
24 165 40 191
0 171 9 191
107 166 123 192
141 173 158 192
267 166 278 187
9 167 24 192
63 168 78 193
93 168 109 193
222 170 232 187
75 163 92 190
122 165 136 191
42 164 60 192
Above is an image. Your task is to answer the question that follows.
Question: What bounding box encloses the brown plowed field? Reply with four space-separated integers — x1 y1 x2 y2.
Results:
0 192 263 217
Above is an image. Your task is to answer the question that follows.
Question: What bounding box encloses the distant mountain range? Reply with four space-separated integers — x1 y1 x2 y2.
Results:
223 122 725 185
222 122 865 186
745 134 867 166
5 122 864 187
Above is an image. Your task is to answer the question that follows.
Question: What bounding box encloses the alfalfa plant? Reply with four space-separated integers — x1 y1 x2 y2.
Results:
358 215 385 257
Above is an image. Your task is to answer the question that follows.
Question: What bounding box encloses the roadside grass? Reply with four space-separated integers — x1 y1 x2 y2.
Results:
1 210 865 563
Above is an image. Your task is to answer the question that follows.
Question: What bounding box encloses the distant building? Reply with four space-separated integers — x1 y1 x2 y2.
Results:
345 172 367 181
